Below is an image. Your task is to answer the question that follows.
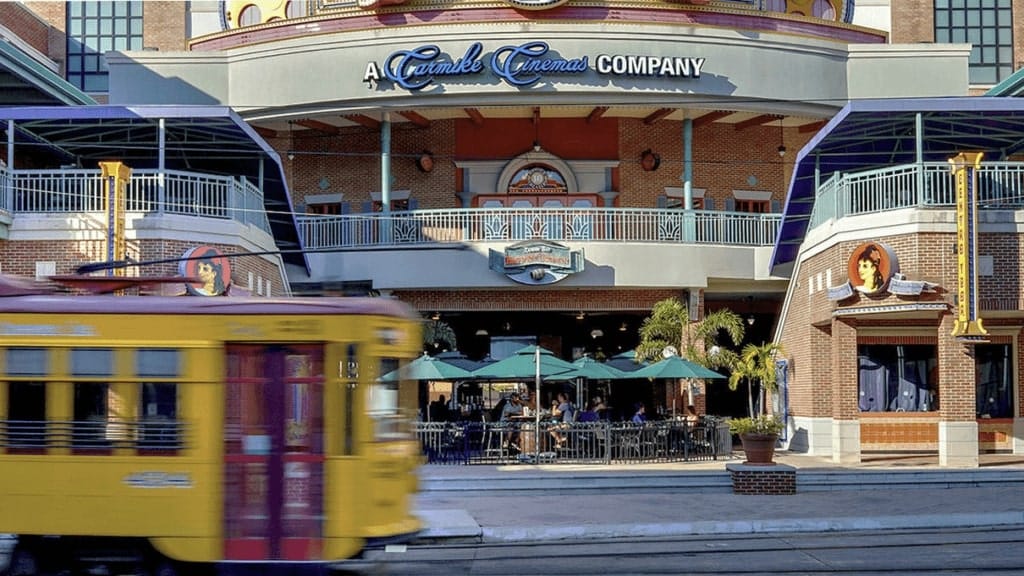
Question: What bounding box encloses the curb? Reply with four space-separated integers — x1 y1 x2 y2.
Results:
479 511 1024 542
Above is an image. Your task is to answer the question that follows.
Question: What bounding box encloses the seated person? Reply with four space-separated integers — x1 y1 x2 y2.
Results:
577 396 606 422
500 392 524 449
684 404 700 426
631 402 647 424
549 392 576 448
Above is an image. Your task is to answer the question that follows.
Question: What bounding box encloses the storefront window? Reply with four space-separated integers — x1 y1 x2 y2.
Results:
858 345 937 412
976 344 1013 418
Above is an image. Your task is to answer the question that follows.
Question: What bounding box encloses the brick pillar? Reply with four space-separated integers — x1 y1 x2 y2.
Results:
937 312 979 467
831 317 860 464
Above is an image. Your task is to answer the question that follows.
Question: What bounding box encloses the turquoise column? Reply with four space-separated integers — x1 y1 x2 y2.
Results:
381 112 392 243
682 118 695 242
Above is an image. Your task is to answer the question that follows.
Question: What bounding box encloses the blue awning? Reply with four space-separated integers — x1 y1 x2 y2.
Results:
0 105 306 273
771 97 1024 276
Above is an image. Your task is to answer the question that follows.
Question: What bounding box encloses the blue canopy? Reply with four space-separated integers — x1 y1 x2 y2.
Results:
771 97 1024 277
0 105 305 272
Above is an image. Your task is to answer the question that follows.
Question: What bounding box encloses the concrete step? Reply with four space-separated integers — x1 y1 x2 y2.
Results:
421 470 734 493
421 467 1024 494
797 469 1024 491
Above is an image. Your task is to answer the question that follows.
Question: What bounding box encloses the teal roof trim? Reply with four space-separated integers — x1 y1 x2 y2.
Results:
0 40 96 105
985 67 1024 97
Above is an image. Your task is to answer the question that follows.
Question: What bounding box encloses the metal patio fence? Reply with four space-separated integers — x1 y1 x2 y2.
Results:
417 419 729 465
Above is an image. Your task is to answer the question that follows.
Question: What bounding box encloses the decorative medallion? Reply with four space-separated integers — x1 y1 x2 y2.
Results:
179 246 232 296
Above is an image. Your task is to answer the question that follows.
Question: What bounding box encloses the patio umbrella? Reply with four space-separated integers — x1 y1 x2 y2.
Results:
379 352 473 382
548 356 632 412
605 349 648 373
632 355 727 415
631 355 726 380
471 345 577 460
470 345 577 380
549 356 632 381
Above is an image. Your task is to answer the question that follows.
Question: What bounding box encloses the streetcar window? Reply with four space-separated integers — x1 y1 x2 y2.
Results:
73 382 109 448
7 382 46 449
139 382 179 450
136 349 180 376
72 348 113 376
6 348 48 376
368 357 411 440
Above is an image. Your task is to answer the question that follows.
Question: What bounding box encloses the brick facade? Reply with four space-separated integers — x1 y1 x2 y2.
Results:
284 119 806 213
0 2 51 56
0 238 284 298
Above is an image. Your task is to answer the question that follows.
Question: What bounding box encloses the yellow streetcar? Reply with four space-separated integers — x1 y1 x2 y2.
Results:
0 275 422 576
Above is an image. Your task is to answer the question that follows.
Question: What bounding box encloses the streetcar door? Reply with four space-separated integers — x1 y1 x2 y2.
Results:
223 345 324 561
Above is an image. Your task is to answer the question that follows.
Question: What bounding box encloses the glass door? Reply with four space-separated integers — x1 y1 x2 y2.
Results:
223 345 324 561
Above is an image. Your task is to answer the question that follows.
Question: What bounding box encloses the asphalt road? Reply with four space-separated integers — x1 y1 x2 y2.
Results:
344 525 1024 575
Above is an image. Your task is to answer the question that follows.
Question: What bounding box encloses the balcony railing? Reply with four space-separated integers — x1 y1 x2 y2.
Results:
809 161 1024 230
0 167 271 235
297 208 782 249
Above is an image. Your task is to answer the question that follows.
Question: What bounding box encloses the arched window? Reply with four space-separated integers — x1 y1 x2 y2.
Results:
238 4 262 27
812 0 836 19
507 164 568 194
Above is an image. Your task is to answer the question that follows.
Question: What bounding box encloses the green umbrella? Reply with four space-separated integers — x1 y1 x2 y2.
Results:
380 352 473 382
631 355 726 380
606 349 648 373
470 345 577 380
548 356 631 381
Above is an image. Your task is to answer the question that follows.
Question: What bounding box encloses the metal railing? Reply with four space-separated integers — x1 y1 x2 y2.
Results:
416 420 724 465
298 208 782 249
809 161 1024 230
0 419 186 452
1 167 271 235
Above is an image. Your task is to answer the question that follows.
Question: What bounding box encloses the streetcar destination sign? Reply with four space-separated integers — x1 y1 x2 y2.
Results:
363 41 705 91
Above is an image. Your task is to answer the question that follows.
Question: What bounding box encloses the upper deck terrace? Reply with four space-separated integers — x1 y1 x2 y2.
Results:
5 161 1024 254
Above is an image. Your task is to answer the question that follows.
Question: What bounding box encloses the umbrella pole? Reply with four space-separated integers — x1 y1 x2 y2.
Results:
535 346 541 463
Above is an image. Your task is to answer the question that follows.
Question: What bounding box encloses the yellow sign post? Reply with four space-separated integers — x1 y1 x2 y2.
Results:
99 161 131 277
948 152 988 341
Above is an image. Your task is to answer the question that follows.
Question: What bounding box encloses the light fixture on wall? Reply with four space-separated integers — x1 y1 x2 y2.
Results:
640 149 661 172
287 152 295 161
619 322 628 332
475 328 489 336
746 295 756 325
576 311 586 320
430 311 440 321
776 116 786 158
590 328 604 339
747 314 756 326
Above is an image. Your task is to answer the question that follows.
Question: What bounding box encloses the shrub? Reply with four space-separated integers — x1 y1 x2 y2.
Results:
728 414 783 436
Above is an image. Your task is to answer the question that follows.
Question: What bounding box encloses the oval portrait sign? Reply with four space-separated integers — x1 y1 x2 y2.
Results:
847 241 898 295
179 246 232 296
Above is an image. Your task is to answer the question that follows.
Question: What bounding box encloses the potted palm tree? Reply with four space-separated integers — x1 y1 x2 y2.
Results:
728 342 786 464
728 414 784 464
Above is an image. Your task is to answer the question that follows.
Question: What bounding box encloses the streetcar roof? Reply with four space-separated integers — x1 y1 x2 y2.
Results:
0 293 419 318
0 275 417 317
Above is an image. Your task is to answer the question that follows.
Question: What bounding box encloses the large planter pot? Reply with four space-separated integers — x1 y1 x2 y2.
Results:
739 433 778 465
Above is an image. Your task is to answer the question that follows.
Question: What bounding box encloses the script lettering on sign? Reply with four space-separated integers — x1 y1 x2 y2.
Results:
364 41 705 90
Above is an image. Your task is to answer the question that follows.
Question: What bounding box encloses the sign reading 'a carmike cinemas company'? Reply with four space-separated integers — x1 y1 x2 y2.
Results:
362 41 706 91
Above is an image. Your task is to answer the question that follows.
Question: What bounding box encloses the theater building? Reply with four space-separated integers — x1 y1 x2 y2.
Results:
4 1 1024 463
